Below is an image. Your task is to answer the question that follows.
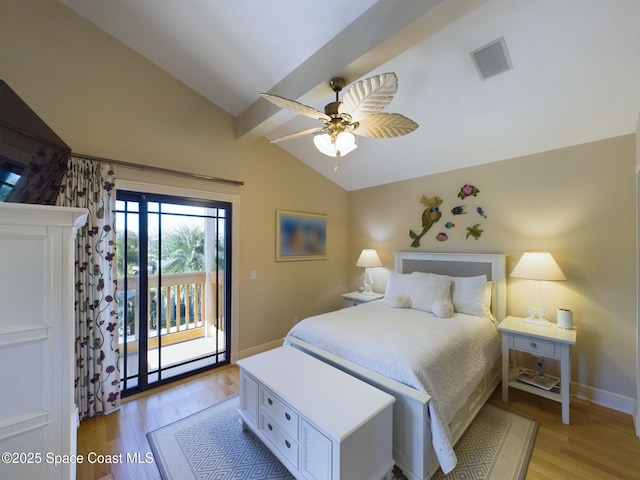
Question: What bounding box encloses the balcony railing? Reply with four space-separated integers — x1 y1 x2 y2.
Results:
117 271 224 352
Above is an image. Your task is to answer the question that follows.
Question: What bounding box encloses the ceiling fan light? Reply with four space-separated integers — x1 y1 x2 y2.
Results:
313 133 337 157
337 141 357 156
335 131 356 150
335 131 357 156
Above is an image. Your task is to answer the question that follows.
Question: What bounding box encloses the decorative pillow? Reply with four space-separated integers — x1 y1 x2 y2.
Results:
384 272 413 301
432 297 454 318
408 272 453 318
389 295 412 308
451 275 489 317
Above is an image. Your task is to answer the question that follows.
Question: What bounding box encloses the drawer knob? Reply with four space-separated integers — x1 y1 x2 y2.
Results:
285 412 291 421
268 398 273 406
530 342 537 349
268 423 273 431
285 440 291 449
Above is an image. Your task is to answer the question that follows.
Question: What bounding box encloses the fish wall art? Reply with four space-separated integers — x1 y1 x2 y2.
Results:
408 183 487 247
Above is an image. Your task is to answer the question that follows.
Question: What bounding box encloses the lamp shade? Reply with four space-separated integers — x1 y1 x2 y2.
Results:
356 249 382 268
335 131 357 156
313 133 336 157
510 252 566 281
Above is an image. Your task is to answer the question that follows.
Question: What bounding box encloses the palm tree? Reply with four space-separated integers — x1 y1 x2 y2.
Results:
159 225 205 329
161 225 205 273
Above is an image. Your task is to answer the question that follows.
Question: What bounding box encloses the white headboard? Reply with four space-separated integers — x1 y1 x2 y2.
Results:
394 252 507 322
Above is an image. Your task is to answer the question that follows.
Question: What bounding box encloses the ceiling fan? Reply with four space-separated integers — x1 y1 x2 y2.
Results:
260 72 419 172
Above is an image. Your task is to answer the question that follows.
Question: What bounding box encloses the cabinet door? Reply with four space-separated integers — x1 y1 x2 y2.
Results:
0 226 57 480
300 419 332 480
240 371 259 426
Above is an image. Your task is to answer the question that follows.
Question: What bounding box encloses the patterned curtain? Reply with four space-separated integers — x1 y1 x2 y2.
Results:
57 156 120 419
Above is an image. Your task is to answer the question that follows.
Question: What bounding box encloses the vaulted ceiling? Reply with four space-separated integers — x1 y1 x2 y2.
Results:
60 0 640 191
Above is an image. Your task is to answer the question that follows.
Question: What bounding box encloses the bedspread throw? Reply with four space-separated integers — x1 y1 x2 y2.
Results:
286 300 501 474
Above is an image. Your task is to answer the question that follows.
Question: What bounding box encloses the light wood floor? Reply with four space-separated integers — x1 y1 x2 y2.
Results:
77 365 640 480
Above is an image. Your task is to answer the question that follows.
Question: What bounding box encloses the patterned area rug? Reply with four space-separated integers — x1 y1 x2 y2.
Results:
147 396 537 480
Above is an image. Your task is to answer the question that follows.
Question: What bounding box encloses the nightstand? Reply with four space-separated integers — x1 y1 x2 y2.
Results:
497 315 577 425
341 291 384 308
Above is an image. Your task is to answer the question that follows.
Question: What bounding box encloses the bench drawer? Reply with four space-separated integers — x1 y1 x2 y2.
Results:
260 387 299 438
260 412 299 468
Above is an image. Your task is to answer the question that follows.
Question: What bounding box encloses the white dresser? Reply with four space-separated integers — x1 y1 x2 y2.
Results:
237 346 395 480
0 203 87 480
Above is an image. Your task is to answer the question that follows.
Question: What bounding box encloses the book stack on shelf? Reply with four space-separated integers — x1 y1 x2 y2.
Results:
516 368 560 394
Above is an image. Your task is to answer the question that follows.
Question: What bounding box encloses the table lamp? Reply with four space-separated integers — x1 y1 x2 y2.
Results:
510 251 566 326
356 249 382 295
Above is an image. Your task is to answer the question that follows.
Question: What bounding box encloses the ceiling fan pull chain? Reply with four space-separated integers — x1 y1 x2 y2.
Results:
334 153 340 174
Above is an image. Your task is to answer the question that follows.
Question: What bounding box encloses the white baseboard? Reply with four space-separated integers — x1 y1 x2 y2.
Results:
231 339 283 363
572 381 636 416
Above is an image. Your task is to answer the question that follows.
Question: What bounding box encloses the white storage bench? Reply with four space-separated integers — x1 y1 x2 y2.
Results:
237 346 395 480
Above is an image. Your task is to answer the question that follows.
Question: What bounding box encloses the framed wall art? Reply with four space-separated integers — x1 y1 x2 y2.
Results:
276 210 327 261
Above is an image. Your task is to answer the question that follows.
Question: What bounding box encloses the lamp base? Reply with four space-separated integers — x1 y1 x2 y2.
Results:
362 267 376 295
524 302 550 326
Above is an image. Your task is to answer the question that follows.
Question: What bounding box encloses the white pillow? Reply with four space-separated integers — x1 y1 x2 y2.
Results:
451 275 489 317
485 281 496 321
432 297 454 318
384 272 413 301
408 272 453 318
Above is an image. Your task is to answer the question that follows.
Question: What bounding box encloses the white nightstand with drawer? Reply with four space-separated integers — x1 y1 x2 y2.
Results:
341 291 384 308
497 316 577 425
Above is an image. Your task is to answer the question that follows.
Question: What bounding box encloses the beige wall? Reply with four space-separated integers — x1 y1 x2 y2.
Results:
0 0 349 355
636 111 640 430
349 135 637 403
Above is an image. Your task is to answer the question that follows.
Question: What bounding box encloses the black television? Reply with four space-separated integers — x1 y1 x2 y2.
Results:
0 80 70 205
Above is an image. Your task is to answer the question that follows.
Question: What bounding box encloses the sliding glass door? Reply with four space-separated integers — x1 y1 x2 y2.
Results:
116 191 231 395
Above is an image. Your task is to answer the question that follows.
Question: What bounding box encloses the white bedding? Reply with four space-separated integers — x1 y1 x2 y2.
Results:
286 299 501 474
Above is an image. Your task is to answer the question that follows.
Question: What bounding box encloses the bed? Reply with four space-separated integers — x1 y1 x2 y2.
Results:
284 252 506 480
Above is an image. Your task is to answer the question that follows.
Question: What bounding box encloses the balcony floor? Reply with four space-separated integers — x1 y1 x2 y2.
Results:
120 329 226 379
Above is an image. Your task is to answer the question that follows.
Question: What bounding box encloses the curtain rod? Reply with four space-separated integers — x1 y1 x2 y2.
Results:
72 152 244 187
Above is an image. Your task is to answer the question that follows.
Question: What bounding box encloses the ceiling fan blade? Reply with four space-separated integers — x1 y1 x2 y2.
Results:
353 113 419 138
340 72 399 121
269 126 325 144
260 93 330 121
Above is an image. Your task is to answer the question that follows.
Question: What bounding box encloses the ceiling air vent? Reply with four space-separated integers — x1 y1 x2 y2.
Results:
470 36 512 80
